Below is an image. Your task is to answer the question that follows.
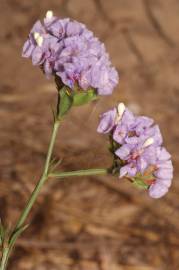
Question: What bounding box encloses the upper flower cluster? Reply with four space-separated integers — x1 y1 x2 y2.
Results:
22 11 119 95
97 103 173 199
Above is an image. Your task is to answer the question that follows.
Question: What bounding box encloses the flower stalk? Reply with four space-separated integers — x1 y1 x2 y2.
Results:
0 247 8 270
15 120 61 231
0 115 108 269
0 119 61 270
50 168 108 179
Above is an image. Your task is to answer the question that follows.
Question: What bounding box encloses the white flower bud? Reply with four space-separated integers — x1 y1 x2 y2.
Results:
115 102 125 124
46 10 53 19
143 137 154 148
36 36 43 47
117 103 125 117
33 32 40 40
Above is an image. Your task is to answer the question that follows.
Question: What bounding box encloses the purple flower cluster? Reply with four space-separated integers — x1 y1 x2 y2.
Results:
97 103 173 199
22 11 119 95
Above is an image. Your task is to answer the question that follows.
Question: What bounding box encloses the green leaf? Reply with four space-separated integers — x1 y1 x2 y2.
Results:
58 87 73 117
133 177 149 190
73 89 98 106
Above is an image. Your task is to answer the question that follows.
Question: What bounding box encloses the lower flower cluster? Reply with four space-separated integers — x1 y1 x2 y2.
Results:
97 103 173 199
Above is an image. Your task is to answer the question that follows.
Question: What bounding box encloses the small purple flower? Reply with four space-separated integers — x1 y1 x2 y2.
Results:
22 21 46 58
90 63 119 95
22 11 119 96
66 21 84 36
97 108 117 134
113 108 136 144
97 103 173 199
149 147 173 199
97 103 126 134
113 124 128 144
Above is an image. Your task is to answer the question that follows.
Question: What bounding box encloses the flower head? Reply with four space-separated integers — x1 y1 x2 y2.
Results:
22 11 119 95
148 147 173 198
97 103 173 199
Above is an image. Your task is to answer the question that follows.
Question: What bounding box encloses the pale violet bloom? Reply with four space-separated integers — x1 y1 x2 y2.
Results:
149 147 173 199
22 11 119 95
97 104 173 199
97 108 117 134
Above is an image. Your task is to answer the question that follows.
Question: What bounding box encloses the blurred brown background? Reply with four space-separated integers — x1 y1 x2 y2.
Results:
0 0 179 269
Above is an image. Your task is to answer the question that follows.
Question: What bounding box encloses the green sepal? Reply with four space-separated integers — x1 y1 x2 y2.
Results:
58 87 73 117
133 177 149 190
73 88 98 106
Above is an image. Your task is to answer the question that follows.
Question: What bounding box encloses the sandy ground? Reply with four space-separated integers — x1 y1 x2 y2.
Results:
0 0 179 269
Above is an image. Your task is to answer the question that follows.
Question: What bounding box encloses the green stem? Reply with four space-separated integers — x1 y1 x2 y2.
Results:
50 168 108 179
0 118 109 269
15 120 60 230
0 247 8 270
0 120 61 270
